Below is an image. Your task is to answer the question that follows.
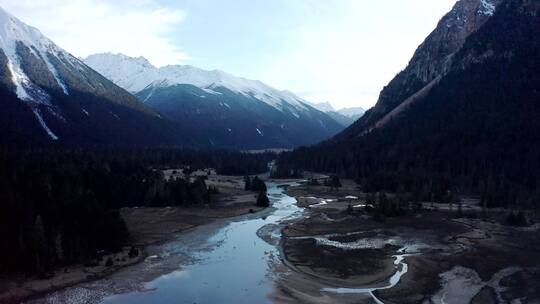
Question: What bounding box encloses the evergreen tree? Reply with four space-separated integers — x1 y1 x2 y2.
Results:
244 175 252 191
325 175 342 191
32 215 48 273
256 191 270 208
251 176 267 193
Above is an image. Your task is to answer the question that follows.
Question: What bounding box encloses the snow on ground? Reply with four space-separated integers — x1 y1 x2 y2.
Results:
32 108 58 140
429 266 522 304
40 52 69 95
430 267 484 304
479 0 496 16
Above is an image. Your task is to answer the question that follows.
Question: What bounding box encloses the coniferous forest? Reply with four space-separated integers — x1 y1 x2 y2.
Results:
0 148 274 274
275 0 540 210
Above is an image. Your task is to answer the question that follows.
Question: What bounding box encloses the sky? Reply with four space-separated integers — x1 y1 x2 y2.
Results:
0 0 457 110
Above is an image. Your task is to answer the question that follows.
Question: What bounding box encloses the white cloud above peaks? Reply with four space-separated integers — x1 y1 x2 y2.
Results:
0 0 189 67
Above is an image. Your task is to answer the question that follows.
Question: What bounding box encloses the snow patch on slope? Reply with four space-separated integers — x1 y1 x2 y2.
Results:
32 108 58 140
479 0 496 16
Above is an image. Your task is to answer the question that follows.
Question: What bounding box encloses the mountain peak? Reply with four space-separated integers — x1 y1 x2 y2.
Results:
308 101 335 112
0 6 57 54
337 107 365 118
356 0 502 133
0 7 168 143
86 52 154 69
0 5 71 102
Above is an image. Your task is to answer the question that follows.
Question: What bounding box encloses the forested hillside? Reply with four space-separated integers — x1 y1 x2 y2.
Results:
276 0 540 208
0 148 274 274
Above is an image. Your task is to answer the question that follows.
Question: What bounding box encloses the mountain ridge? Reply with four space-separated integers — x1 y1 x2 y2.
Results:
339 0 502 139
85 53 346 149
84 53 312 113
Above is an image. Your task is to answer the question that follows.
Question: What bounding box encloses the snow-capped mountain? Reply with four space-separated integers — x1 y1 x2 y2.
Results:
337 107 365 120
306 101 365 127
85 53 345 149
0 6 183 146
308 102 335 113
85 53 312 114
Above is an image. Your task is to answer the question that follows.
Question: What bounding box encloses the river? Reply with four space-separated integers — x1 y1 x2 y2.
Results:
30 182 408 304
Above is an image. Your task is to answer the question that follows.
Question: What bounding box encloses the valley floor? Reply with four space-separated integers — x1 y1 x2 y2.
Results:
0 174 263 304
4 177 539 304
274 181 540 304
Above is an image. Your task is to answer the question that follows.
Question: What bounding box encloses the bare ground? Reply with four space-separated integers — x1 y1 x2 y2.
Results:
0 247 144 304
274 180 540 304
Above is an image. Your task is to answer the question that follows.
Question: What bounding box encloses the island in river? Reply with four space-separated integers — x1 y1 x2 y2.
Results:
7 175 540 304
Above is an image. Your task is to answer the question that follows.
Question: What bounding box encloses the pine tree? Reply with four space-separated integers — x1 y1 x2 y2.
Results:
256 191 270 208
32 215 48 273
244 175 252 191
326 175 342 191
251 176 267 192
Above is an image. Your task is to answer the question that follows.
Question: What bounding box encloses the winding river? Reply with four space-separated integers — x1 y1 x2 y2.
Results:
30 182 409 304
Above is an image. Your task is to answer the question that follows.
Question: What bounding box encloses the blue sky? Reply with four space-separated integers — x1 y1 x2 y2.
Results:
0 0 457 109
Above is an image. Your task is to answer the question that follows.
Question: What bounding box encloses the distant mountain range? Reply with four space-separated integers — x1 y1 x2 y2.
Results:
308 102 365 127
84 53 345 149
0 6 345 149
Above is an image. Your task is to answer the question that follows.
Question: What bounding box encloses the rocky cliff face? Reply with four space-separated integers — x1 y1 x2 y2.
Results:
352 0 502 133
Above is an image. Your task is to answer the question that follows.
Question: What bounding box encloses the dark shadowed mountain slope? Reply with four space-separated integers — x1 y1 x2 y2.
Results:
336 0 503 140
276 0 540 207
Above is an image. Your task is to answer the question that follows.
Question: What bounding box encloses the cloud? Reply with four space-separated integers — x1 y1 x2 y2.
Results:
0 0 188 66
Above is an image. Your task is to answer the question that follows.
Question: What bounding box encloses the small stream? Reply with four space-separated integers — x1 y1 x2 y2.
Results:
322 249 411 304
30 182 409 304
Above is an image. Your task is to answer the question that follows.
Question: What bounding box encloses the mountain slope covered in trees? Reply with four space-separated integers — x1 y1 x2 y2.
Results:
336 0 503 139
0 148 274 274
276 0 540 208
